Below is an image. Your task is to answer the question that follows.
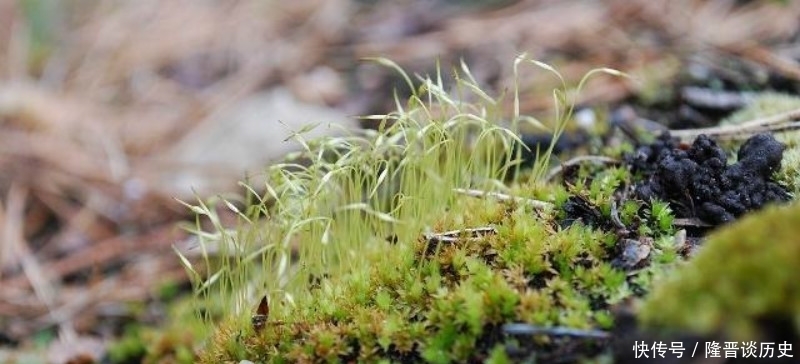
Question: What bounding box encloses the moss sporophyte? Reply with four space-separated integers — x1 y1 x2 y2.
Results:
176 60 799 363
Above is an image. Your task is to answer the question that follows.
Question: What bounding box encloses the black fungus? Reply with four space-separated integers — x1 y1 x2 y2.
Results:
630 132 791 224
624 132 680 175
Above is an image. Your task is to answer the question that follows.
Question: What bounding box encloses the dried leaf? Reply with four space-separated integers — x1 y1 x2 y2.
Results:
251 295 269 333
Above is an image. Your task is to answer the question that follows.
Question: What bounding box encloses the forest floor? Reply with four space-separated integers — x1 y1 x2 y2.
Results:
2 0 800 362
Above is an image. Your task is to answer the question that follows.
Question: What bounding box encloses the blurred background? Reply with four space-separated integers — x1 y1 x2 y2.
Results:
2 0 800 361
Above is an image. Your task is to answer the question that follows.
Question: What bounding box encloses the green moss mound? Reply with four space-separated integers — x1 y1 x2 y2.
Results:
199 195 674 363
184 61 665 363
639 202 800 340
187 60 800 362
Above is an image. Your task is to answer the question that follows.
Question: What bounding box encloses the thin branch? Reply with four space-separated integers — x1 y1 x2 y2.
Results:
503 323 610 339
709 120 800 141
673 217 714 228
669 107 800 140
609 200 629 234
453 188 553 210
424 226 497 244
545 156 620 182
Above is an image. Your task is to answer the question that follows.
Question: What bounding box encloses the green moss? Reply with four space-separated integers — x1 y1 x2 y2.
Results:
639 202 800 340
722 92 800 126
107 326 147 363
196 190 681 362
776 140 800 195
188 61 670 363
106 294 215 364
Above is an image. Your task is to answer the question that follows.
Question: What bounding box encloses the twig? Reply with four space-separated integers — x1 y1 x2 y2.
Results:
424 226 497 244
544 156 620 182
609 200 629 234
669 107 800 140
503 323 610 339
672 217 714 228
709 120 800 141
453 188 553 210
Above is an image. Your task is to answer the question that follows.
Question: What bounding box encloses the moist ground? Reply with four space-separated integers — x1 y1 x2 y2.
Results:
628 133 791 225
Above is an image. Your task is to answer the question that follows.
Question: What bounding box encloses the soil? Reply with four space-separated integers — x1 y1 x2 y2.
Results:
629 132 791 224
549 129 795 362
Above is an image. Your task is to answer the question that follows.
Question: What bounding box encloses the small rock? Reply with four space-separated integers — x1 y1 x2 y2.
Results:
613 238 652 270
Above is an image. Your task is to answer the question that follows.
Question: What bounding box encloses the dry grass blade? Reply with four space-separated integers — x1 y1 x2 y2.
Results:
0 185 56 307
0 183 77 341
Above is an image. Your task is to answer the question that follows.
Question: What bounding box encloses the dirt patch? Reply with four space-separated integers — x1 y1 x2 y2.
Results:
629 133 790 225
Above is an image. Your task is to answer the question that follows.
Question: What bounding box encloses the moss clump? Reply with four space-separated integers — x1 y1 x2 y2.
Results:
106 295 213 364
777 146 800 194
198 192 684 363
775 132 800 195
638 201 800 340
188 61 679 363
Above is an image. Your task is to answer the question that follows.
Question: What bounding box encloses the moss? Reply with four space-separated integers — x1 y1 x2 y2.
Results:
106 294 215 364
188 62 683 363
776 139 800 195
196 189 686 363
639 201 800 340
107 326 147 363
